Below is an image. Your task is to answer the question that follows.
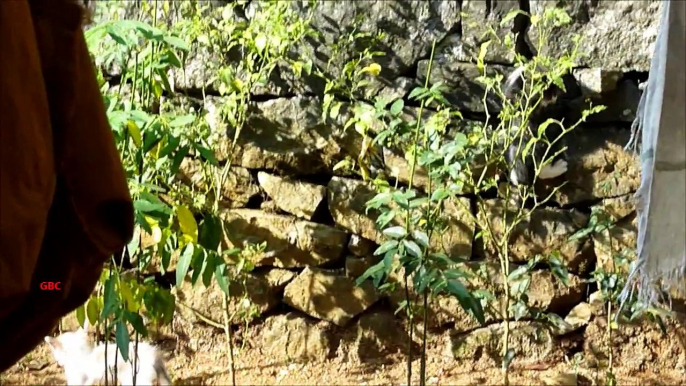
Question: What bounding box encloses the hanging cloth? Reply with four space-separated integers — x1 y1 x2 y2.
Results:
621 0 686 310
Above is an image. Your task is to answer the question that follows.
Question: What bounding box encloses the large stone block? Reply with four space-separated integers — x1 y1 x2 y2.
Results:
173 268 296 326
177 158 259 208
537 126 640 206
205 96 360 176
283 267 380 327
529 1 662 72
219 209 349 268
257 172 327 221
478 200 594 273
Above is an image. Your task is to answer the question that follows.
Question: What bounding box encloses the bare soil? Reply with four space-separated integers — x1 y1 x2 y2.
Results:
3 315 684 386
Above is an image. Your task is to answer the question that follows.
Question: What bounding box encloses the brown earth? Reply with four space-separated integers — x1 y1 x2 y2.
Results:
2 312 684 386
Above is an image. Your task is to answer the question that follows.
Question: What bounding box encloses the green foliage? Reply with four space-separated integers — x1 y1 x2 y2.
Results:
336 6 613 386
77 2 319 377
71 2 666 386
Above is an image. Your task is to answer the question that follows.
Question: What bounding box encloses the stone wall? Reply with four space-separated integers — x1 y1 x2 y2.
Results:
93 0 685 371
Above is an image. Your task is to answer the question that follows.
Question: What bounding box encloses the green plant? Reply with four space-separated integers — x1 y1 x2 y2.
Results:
75 2 320 385
171 2 319 384
570 206 672 386
80 12 198 383
341 7 607 386
322 24 387 181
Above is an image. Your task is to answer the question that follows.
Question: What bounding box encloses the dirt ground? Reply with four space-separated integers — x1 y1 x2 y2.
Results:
3 315 685 386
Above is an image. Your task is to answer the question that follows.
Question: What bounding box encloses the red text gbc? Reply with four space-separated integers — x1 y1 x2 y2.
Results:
40 282 62 290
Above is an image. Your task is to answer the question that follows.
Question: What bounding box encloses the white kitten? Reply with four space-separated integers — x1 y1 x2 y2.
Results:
44 328 172 385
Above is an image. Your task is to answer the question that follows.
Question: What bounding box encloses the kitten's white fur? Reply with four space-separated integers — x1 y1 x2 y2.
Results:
505 66 526 93
45 329 172 386
509 168 520 186
539 159 569 180
509 159 568 186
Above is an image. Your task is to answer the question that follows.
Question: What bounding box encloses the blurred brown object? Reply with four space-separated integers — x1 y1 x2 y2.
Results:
0 0 133 371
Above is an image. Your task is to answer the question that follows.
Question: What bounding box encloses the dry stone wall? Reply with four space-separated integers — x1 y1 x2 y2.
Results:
93 0 686 371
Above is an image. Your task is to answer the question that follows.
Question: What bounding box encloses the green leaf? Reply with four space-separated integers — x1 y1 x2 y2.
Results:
168 114 196 127
214 262 231 296
409 197 429 208
389 99 404 116
119 280 137 313
472 289 496 301
374 240 399 256
189 247 206 285
160 232 175 272
366 192 392 210
419 150 442 166
477 40 492 65
170 145 190 174
446 279 485 325
143 286 176 325
152 80 164 99
360 63 381 76
382 226 407 239
355 260 385 287
130 20 164 40
548 251 570 286
568 227 593 242
126 121 142 148
201 252 217 288
302 59 313 75
551 76 566 93
507 265 529 281
419 267 438 294
107 29 131 47
101 277 117 320
133 198 168 214
521 137 537 161
175 243 195 286
408 86 426 101
537 118 556 138
161 50 183 69
115 320 130 362
123 311 148 337
510 276 531 298
198 215 222 251
394 299 408 316
193 143 218 166
412 230 430 248
500 9 523 27
163 35 190 51
86 298 100 326
511 300 529 321
503 348 516 370
432 252 462 268
75 304 86 329
176 205 198 243
330 102 342 120
156 68 175 94
430 188 450 202
402 239 423 258
332 159 351 172
254 34 268 53
382 250 394 277
158 135 180 158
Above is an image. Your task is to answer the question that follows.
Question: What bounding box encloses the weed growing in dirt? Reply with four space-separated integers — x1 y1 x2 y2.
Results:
569 205 674 386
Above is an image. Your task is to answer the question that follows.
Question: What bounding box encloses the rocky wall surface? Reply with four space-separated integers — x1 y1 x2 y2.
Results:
91 0 686 371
